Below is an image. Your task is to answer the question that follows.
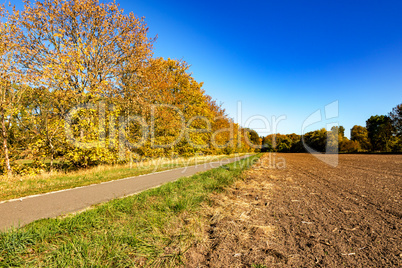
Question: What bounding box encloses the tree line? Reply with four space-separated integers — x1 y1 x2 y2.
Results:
261 103 402 153
0 0 257 176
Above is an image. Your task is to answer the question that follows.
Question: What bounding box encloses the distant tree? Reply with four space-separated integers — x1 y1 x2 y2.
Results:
340 138 360 153
388 104 402 152
366 115 393 152
275 134 292 152
286 133 303 152
261 135 274 152
287 133 300 143
389 103 402 137
331 126 345 138
261 133 304 153
302 128 328 153
350 125 371 151
244 128 260 148
290 140 305 152
339 126 345 137
330 126 347 152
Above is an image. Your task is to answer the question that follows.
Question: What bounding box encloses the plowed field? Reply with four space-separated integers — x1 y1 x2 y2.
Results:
186 153 402 267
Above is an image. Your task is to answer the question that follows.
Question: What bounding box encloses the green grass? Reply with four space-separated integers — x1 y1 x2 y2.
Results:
0 154 248 201
252 264 267 268
0 154 261 267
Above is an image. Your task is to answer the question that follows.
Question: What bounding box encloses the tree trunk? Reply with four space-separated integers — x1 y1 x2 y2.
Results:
49 141 55 171
2 116 12 176
50 152 54 171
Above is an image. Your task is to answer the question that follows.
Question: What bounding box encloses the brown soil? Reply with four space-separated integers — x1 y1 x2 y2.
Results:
185 153 402 267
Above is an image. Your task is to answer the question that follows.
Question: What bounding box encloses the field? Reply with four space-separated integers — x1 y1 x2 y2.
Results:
186 153 402 267
1 153 401 267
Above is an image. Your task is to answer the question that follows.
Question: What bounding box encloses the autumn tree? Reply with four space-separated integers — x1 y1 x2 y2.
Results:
261 135 274 152
19 0 153 100
25 87 68 169
340 139 360 153
350 125 371 151
366 115 393 152
243 128 260 151
0 0 258 174
274 134 292 152
208 99 236 154
389 103 402 137
331 126 345 139
17 0 154 165
122 58 212 157
330 125 346 152
261 133 304 153
302 128 328 153
0 6 28 175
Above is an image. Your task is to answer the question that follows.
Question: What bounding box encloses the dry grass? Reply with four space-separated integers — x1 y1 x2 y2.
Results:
185 154 278 267
205 156 275 223
204 175 275 235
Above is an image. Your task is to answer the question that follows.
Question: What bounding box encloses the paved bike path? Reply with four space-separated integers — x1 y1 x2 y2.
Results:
0 155 249 231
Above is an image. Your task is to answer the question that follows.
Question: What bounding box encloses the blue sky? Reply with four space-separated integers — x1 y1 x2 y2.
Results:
12 0 402 137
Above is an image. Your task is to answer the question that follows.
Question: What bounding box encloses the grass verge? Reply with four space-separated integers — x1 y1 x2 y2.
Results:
0 154 261 267
0 154 248 202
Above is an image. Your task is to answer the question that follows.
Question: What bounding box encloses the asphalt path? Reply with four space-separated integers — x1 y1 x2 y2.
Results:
0 155 250 231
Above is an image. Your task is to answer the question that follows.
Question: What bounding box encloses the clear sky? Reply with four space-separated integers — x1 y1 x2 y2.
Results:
11 0 402 137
